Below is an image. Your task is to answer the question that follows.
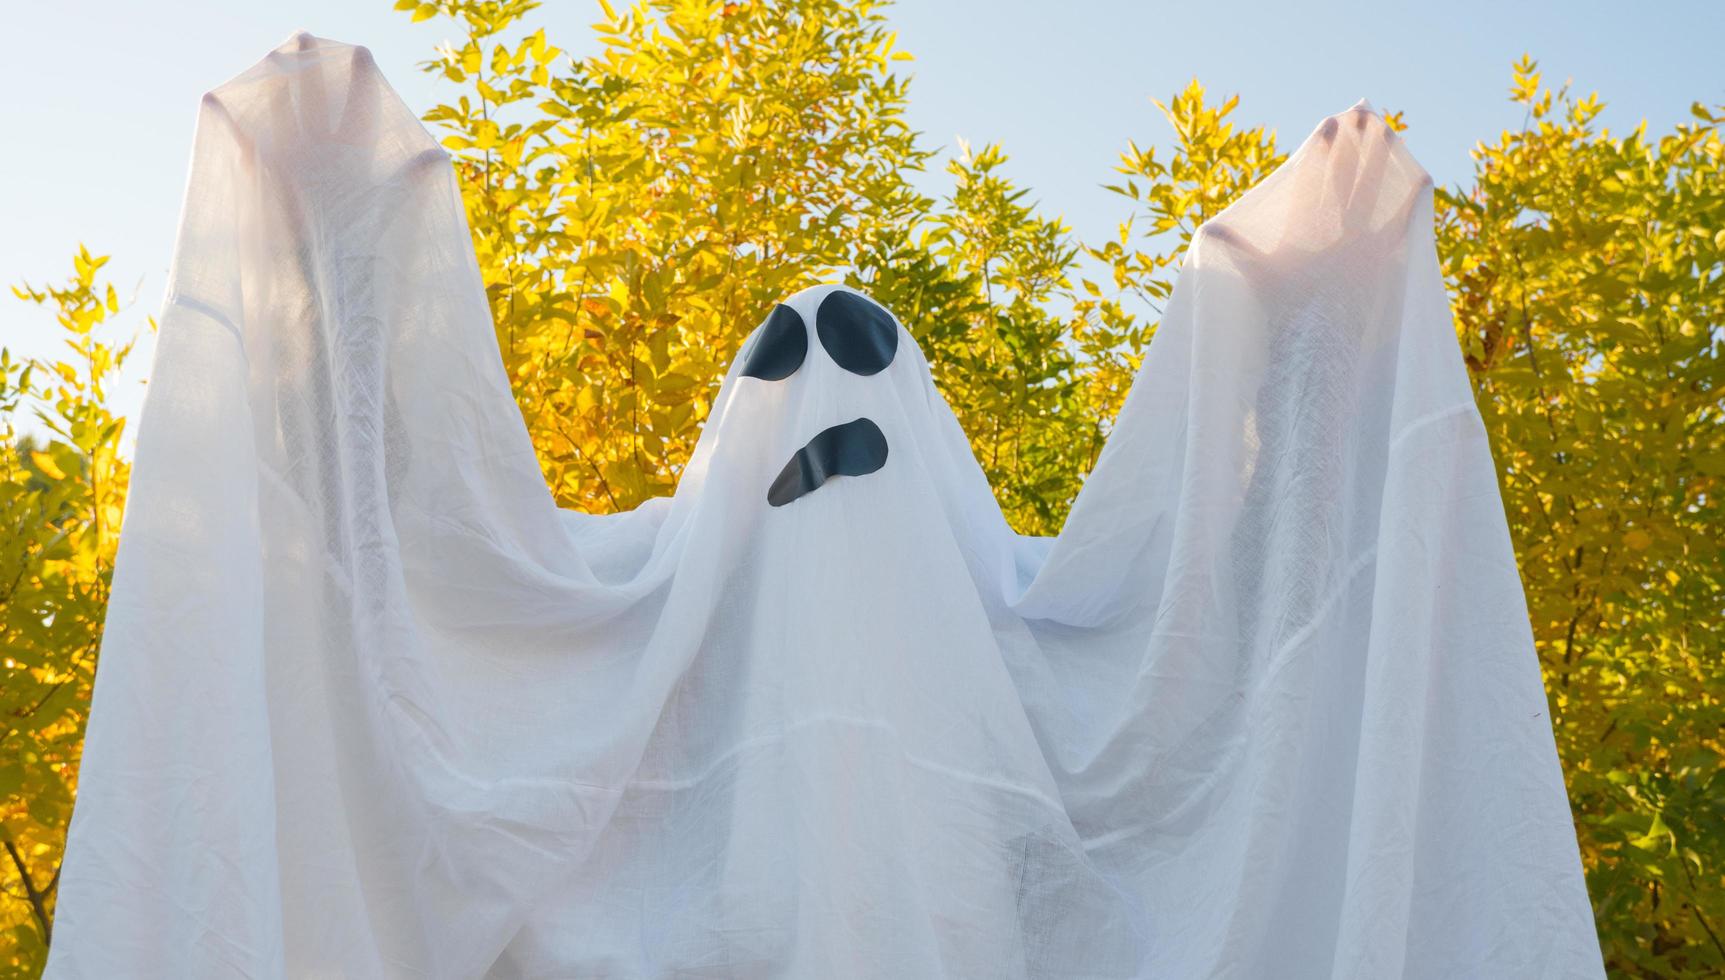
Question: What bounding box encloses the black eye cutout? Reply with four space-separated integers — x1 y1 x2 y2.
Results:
739 304 807 381
817 290 897 376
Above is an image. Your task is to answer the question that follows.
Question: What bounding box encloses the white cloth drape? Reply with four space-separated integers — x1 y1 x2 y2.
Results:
47 33 1603 979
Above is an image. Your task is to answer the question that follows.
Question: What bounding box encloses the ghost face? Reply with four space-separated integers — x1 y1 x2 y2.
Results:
737 289 898 506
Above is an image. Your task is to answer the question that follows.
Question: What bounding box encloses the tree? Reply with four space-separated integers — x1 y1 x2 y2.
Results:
1437 58 1725 976
407 0 933 512
1 250 141 977
907 140 1087 533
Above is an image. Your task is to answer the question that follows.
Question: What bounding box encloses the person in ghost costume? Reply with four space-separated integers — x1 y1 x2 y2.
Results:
46 33 1603 980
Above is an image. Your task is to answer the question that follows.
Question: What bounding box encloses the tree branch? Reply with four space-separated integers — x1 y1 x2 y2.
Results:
3 835 55 947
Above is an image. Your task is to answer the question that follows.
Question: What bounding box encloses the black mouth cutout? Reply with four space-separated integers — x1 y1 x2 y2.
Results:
767 418 890 507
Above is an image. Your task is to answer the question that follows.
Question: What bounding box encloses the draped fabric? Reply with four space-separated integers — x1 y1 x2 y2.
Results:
47 34 1602 979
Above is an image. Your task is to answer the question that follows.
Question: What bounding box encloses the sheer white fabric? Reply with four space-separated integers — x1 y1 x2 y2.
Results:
47 34 1602 979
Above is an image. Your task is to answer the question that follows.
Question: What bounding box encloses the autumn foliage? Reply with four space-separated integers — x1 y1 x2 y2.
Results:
2 2 1719 975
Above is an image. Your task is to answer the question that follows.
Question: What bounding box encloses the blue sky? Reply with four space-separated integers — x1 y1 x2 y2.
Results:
4 0 1721 428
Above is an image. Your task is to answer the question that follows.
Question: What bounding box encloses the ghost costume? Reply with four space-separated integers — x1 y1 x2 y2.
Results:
47 34 1603 980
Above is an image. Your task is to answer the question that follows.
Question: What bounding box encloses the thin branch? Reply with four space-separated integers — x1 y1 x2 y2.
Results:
3 836 54 947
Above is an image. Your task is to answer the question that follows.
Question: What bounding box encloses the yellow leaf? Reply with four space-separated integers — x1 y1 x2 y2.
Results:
576 385 599 414
31 451 67 481
1623 529 1652 551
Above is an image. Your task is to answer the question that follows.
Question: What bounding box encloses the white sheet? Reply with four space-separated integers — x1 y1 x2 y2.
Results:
47 33 1603 979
